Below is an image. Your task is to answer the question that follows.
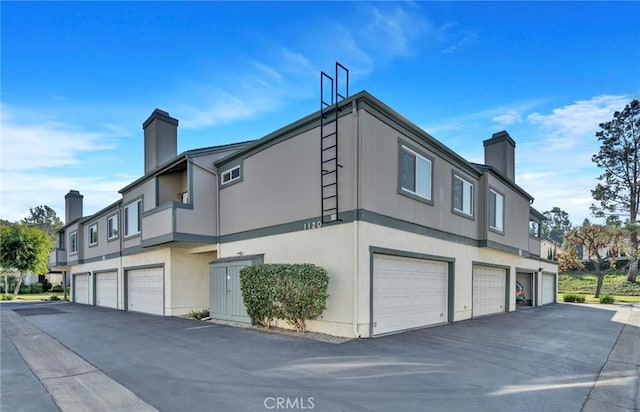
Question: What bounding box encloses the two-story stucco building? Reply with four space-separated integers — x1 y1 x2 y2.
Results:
51 89 557 338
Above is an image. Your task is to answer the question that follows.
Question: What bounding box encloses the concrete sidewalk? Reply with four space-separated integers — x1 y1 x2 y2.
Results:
582 304 640 412
1 310 156 412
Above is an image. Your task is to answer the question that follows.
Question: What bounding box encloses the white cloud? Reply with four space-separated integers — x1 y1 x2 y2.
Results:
492 109 523 126
0 106 117 171
0 171 128 223
527 95 629 151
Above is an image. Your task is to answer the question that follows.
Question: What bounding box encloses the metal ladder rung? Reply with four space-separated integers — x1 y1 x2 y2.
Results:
322 170 336 175
322 182 336 188
322 144 337 151
322 157 337 164
322 195 337 201
323 207 337 212
322 133 337 140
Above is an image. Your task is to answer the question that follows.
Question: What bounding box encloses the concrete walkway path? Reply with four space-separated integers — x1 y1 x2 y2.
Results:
1 310 156 412
582 304 640 411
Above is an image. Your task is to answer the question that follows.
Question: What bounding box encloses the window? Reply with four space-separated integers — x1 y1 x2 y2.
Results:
70 231 78 254
453 175 474 216
221 165 241 185
529 221 540 237
489 189 505 232
89 224 98 246
399 145 432 201
124 200 141 236
108 214 118 240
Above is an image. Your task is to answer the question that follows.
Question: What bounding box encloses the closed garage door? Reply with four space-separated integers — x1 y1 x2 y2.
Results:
542 273 556 305
96 271 118 309
373 254 448 336
473 266 506 317
74 274 90 305
127 267 164 315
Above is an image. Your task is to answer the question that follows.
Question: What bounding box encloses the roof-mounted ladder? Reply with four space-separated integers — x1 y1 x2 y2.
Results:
320 62 349 224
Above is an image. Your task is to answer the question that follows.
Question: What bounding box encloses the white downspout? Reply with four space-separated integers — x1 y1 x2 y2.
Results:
352 100 360 338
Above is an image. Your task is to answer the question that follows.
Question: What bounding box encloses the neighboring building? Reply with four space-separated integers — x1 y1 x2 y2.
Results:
50 89 557 338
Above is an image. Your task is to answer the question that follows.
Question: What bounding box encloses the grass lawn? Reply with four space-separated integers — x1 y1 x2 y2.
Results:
14 292 65 301
559 272 640 303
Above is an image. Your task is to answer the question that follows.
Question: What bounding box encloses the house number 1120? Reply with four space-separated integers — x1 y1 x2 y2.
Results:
303 221 322 230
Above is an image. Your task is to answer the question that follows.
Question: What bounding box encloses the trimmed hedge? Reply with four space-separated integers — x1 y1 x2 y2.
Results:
599 295 615 304
30 283 44 294
240 263 329 333
563 293 586 303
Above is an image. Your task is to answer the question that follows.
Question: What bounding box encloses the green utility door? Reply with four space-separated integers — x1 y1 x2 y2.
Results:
209 255 263 323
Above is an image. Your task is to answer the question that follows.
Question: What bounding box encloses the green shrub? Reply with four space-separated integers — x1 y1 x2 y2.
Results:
49 295 60 301
0 275 17 293
51 284 64 293
240 263 329 333
240 264 283 328
599 295 615 304
2 294 15 300
563 293 586 303
19 283 30 294
189 308 210 320
42 280 52 292
29 283 44 294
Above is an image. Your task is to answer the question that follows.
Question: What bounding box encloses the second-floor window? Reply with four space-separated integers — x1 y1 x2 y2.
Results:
221 165 241 185
399 145 432 201
70 231 78 254
125 200 141 236
89 224 98 246
453 175 474 216
489 189 505 232
108 214 118 240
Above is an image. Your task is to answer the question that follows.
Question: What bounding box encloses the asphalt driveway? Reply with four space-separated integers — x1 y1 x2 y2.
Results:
2 301 638 412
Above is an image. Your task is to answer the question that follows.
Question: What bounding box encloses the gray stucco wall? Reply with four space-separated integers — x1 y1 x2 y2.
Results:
219 117 357 236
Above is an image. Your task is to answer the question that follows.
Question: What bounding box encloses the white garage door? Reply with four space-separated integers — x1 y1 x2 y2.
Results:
373 254 448 336
542 273 556 305
74 274 90 305
96 271 118 309
127 267 164 315
473 266 506 317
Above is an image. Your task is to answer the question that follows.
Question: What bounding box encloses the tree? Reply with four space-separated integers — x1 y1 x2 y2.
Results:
0 223 52 296
562 223 624 298
21 205 63 247
541 207 572 245
591 99 640 282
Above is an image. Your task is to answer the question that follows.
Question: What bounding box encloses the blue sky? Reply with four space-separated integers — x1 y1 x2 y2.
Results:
1 1 639 225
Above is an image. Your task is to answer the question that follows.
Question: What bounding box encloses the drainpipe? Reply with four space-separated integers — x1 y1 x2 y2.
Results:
352 100 361 338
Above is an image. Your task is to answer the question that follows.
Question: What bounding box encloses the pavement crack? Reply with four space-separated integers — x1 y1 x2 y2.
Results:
40 370 98 381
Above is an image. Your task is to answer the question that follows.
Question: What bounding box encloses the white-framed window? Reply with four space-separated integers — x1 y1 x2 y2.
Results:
399 145 432 201
89 223 98 246
124 200 141 236
221 165 241 185
69 231 78 254
107 214 118 240
489 189 505 232
453 174 474 216
529 221 540 237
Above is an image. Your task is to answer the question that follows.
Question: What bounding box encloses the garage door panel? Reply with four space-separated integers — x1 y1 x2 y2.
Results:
74 274 90 305
96 271 117 309
373 255 448 336
127 267 163 315
542 273 556 305
473 266 506 317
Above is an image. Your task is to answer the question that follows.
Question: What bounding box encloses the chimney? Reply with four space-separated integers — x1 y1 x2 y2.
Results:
483 131 516 181
65 190 83 224
143 109 178 174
